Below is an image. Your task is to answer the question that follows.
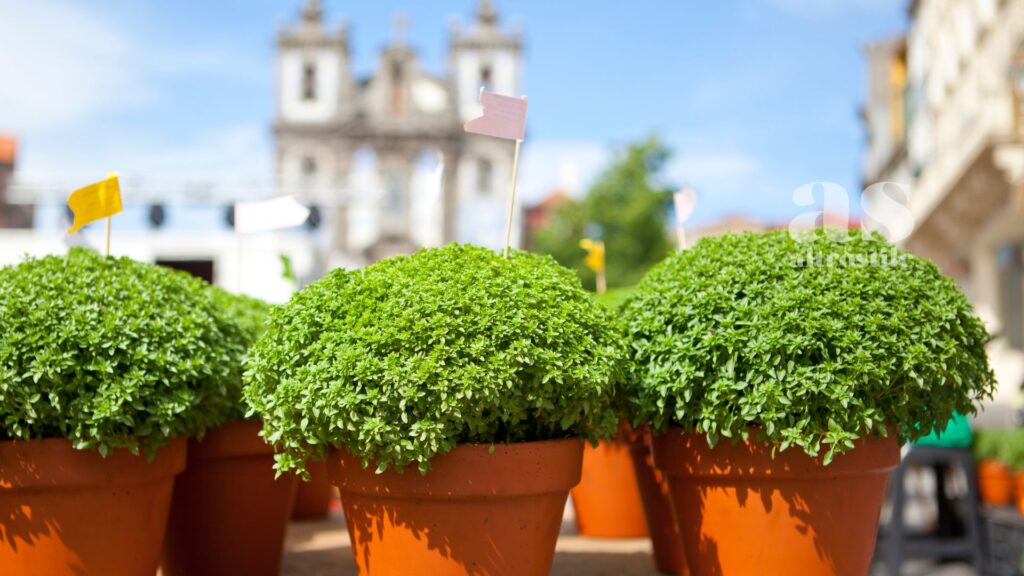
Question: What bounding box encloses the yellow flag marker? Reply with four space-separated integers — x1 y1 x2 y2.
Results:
579 238 606 294
67 173 122 256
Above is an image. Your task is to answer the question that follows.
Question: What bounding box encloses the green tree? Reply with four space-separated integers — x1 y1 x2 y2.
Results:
530 137 674 289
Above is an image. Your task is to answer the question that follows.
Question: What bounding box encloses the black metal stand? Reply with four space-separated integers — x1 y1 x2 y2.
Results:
885 446 984 575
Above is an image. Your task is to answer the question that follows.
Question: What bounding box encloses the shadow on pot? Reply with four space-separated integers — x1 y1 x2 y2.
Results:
629 427 688 575
654 429 899 576
328 439 582 576
0 438 184 576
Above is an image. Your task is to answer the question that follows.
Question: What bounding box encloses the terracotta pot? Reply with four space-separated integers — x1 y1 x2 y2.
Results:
328 438 583 575
161 420 298 576
292 460 334 520
977 459 1013 506
629 427 688 575
0 437 185 576
1014 473 1024 516
571 423 648 538
653 428 899 576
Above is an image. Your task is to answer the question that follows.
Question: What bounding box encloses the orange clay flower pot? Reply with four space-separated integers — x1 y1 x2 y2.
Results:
0 437 185 576
292 459 334 520
653 428 899 576
629 427 688 575
571 423 648 538
1014 473 1024 516
161 420 298 576
977 459 1013 506
328 438 583 576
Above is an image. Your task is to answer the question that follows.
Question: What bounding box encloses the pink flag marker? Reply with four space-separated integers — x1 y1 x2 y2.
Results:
464 89 528 141
674 186 698 250
464 89 529 259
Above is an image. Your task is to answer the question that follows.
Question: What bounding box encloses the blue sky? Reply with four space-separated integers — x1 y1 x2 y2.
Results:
0 0 907 227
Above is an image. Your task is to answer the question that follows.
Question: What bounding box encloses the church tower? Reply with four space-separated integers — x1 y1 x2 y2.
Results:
449 0 524 246
274 0 525 268
450 0 523 122
276 0 351 124
275 0 352 205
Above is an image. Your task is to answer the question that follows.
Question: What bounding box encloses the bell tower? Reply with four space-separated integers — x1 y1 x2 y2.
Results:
272 0 527 266
449 0 524 251
276 0 352 124
450 0 523 122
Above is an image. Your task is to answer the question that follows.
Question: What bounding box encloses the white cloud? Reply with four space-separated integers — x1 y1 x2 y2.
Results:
0 0 265 134
0 0 154 131
517 140 610 204
0 0 272 204
667 152 760 188
108 124 272 178
515 138 774 228
14 124 273 207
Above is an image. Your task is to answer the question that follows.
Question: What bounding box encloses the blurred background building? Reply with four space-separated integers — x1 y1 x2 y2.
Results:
862 0 1024 423
275 0 522 269
0 135 32 228
0 0 523 299
2 0 1021 404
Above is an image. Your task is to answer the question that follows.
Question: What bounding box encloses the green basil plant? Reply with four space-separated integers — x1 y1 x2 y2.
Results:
0 248 238 457
621 230 996 464
207 286 273 424
244 243 626 474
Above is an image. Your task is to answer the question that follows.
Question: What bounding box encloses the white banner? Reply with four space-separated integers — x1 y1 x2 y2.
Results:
234 195 310 234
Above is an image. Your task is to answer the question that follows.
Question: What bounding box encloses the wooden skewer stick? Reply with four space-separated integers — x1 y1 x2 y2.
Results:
502 138 523 259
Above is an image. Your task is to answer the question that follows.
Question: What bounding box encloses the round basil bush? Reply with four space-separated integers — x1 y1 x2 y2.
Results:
244 244 625 474
622 230 996 464
0 248 237 457
208 287 273 423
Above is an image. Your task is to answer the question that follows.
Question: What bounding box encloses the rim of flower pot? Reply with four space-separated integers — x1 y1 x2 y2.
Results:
187 419 274 461
328 437 584 497
652 427 900 479
978 458 1011 472
0 437 187 490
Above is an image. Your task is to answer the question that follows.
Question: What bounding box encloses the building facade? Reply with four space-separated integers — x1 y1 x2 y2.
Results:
0 135 32 229
274 0 523 268
862 0 1024 421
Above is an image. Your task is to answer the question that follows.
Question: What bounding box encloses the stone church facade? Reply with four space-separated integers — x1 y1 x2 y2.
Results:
275 0 523 268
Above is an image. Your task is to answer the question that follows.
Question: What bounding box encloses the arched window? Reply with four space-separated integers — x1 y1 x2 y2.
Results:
390 61 405 114
479 64 494 92
302 61 317 101
477 157 493 195
301 155 317 176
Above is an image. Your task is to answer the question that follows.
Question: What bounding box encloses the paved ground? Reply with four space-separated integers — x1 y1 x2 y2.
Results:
280 507 977 576
282 509 660 576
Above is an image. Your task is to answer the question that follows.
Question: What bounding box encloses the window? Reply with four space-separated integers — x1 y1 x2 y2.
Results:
479 64 493 91
1013 50 1024 133
477 158 493 195
301 156 317 176
999 242 1024 350
888 51 907 144
302 62 317 101
382 171 407 233
390 61 404 114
